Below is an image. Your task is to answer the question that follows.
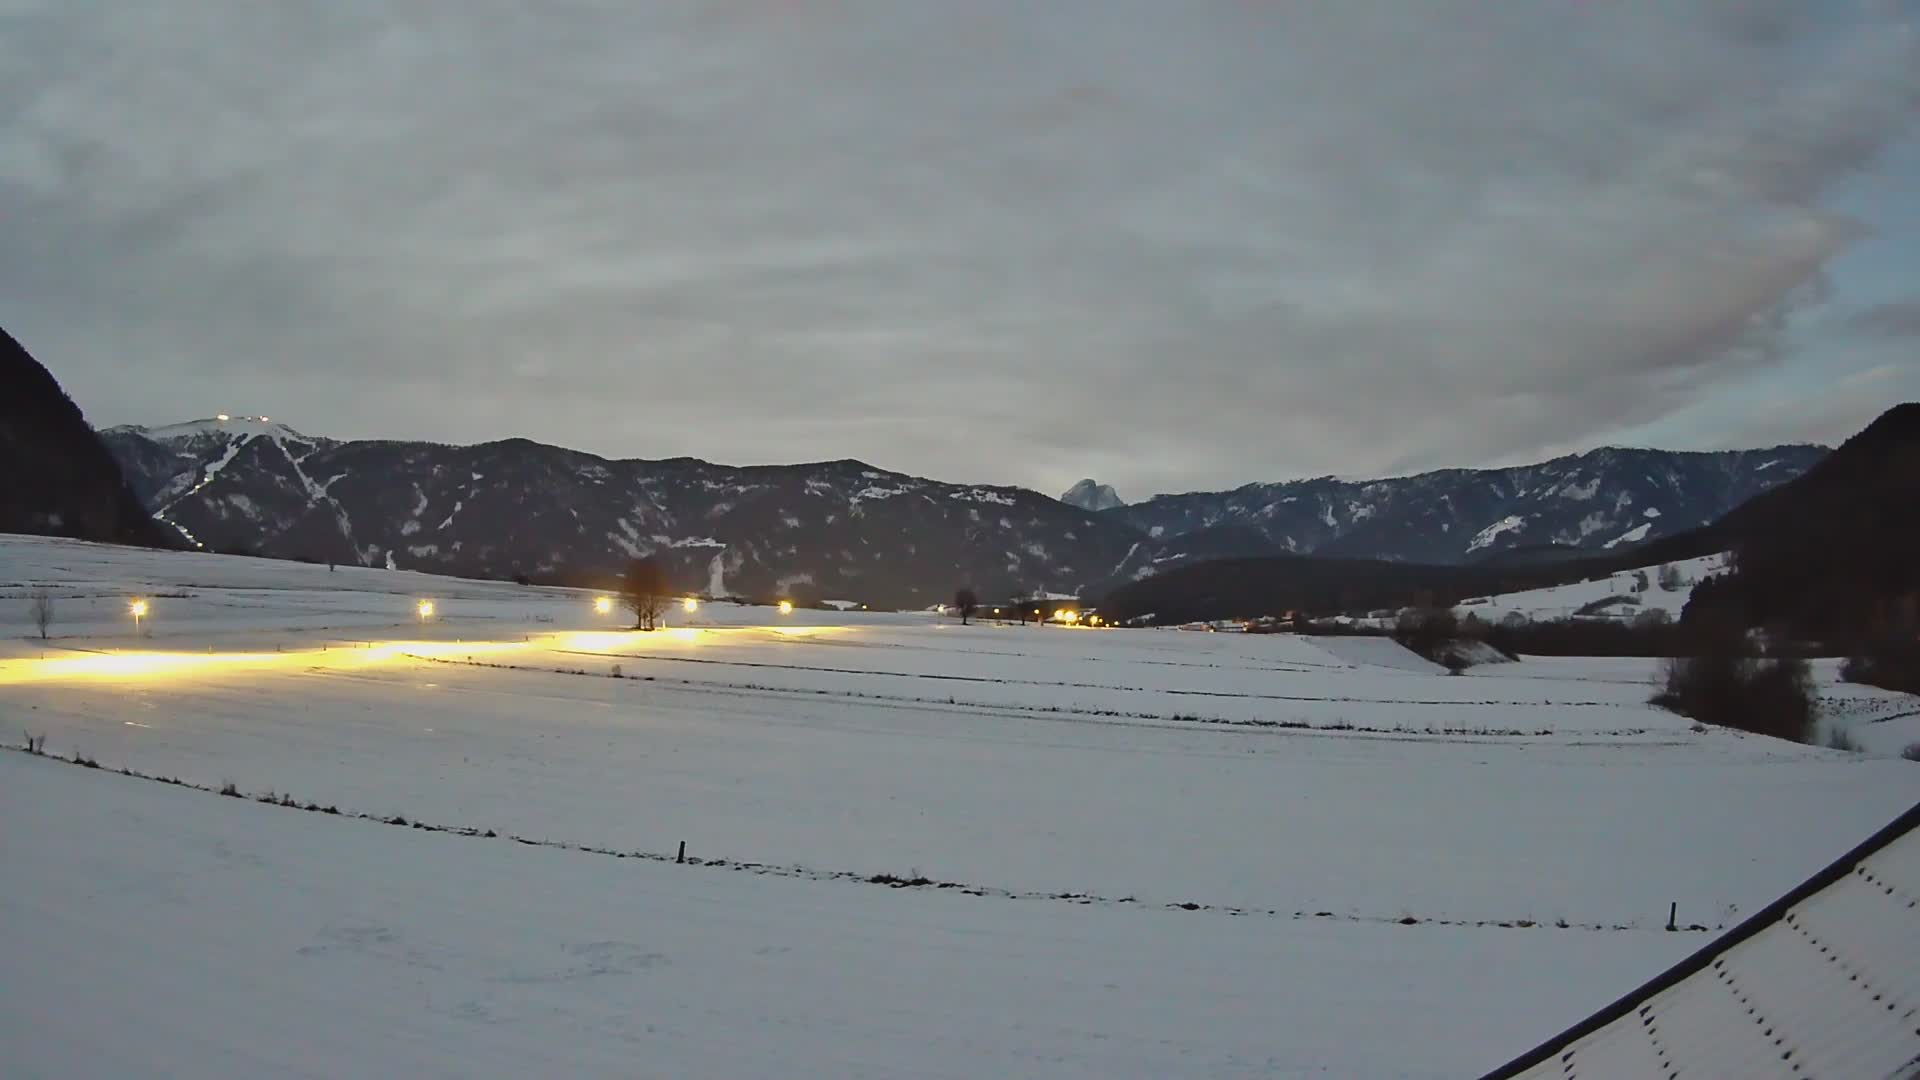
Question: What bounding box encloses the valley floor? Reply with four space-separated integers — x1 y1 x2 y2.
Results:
3 534 1916 1077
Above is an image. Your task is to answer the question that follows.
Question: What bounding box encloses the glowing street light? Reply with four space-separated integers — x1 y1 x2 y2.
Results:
682 597 699 613
778 600 794 615
416 599 435 623
593 596 614 615
216 413 230 421
129 598 149 635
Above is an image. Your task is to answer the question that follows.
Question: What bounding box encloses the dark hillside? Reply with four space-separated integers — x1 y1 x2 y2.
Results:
0 327 177 548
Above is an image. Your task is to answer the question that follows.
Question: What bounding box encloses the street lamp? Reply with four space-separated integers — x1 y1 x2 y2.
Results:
417 599 435 623
593 596 613 615
778 600 794 615
129 598 148 636
682 597 699 613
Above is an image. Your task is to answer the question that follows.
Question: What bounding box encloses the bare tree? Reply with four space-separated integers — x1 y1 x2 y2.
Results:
621 557 669 631
1657 563 1683 591
953 587 979 625
28 590 53 641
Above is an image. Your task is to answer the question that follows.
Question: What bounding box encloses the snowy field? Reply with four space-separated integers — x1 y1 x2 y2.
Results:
1456 552 1727 623
4 534 1917 1077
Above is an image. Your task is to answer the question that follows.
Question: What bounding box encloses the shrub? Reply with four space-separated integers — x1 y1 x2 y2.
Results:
1823 727 1863 753
1393 608 1457 662
28 590 54 640
1902 743 1920 762
1652 646 1815 745
1841 636 1920 695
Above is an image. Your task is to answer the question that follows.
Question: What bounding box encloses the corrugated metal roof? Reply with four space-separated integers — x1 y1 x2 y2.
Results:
1486 803 1920 1080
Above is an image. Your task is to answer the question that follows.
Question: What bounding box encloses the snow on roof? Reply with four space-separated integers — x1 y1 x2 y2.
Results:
1485 803 1920 1079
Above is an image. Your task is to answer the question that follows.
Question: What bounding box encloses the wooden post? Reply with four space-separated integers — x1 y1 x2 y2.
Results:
677 841 686 864
1666 902 1677 931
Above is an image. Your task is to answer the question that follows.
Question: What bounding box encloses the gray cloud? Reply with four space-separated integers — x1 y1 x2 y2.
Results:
3 0 1917 498
1848 297 1920 339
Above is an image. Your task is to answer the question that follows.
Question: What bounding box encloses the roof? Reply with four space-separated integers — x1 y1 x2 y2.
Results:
1484 801 1920 1080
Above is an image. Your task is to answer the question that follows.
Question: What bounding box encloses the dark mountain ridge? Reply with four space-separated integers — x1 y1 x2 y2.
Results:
1102 405 1914 629
1107 443 1826 564
96 412 1824 607
0 328 176 548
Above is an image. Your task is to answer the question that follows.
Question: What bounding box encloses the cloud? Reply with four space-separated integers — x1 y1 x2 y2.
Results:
2 0 1917 498
1848 297 1920 339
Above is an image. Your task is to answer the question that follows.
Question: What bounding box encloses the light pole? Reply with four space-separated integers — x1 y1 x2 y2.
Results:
417 599 435 624
129 598 148 637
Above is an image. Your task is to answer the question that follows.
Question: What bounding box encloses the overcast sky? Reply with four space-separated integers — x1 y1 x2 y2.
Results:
4 1 1918 499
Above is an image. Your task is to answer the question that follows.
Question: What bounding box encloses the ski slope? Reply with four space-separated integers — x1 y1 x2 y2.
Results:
1456 553 1727 623
3 534 1917 1076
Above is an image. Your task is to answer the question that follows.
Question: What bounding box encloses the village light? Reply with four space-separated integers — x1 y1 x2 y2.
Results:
129 598 149 634
682 597 699 613
778 600 794 615
593 596 613 615
417 599 435 622
216 413 230 421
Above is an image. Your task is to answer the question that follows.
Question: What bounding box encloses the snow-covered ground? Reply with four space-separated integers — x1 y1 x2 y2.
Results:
1457 553 1728 623
3 534 1917 1077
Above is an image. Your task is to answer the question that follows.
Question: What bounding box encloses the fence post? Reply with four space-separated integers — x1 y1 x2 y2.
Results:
1666 902 1677 932
677 841 686 864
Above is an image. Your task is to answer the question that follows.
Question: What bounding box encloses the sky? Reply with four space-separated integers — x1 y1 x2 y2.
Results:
3 1 1918 500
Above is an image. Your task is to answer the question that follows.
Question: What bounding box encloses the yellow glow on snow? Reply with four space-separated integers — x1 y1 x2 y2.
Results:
0 638 533 687
0 620 875 688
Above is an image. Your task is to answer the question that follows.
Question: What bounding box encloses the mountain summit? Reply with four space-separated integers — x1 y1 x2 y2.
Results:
1060 479 1124 512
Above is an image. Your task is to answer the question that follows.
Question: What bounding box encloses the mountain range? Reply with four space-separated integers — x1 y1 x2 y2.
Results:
1102 404 1916 629
97 414 1823 606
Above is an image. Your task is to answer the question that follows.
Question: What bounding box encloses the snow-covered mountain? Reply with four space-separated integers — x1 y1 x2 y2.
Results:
1105 445 1826 567
100 419 1129 605
100 419 1823 604
1059 479 1124 512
